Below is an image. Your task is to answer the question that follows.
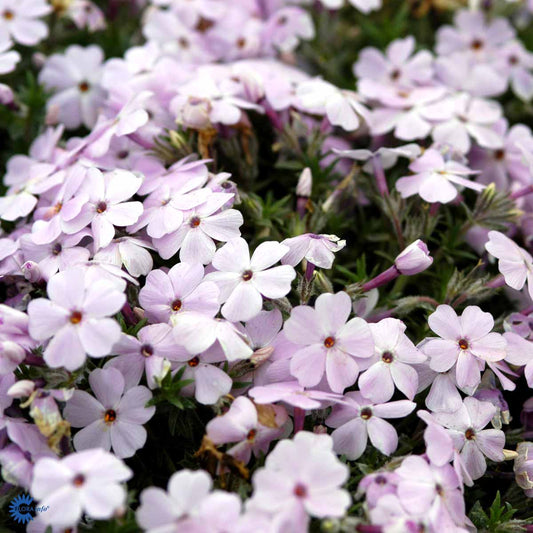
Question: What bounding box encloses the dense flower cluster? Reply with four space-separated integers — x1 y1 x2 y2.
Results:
0 0 533 531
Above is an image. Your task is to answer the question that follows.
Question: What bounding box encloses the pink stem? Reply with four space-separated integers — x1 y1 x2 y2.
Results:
293 407 305 433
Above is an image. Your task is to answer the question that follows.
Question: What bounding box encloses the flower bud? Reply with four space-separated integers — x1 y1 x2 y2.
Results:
7 379 35 398
21 261 41 283
179 97 212 130
296 167 312 197
394 239 433 276
514 442 533 497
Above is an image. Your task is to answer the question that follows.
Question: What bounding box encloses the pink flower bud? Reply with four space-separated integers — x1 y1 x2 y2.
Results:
514 442 533 497
0 83 14 106
394 239 433 276
8 379 35 398
296 167 312 197
21 261 41 283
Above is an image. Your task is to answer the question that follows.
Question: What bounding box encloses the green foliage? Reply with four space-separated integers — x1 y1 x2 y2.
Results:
469 492 531 532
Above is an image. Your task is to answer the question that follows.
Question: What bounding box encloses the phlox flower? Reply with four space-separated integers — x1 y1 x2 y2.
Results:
421 305 507 390
395 456 467 531
396 148 484 204
262 7 314 54
325 391 416 459
0 37 19 74
206 237 296 322
354 36 433 89
493 40 533 102
0 303 36 374
65 0 106 33
137 469 242 533
93 236 154 278
31 449 132 528
64 167 144 250
281 233 346 270
206 396 289 464
295 78 369 131
426 397 505 480
247 431 350 531
358 471 400 508
27 267 125 370
359 318 426 403
64 367 155 458
39 45 106 129
169 345 234 405
139 262 219 324
485 230 533 300
284 291 374 393
0 0 51 46
106 323 180 389
153 192 243 263
502 331 533 388
368 493 433 533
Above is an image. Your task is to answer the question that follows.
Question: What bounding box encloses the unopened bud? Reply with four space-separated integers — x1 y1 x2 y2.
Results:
7 379 35 398
296 167 312 197
394 239 433 276
514 442 533 496
251 345 274 367
21 261 41 283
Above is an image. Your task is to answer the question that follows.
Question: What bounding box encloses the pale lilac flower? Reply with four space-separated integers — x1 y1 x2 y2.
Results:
0 303 35 374
64 367 155 458
422 305 507 390
247 431 350 526
368 493 431 533
31 449 132 528
170 346 233 405
347 0 382 12
281 234 346 270
0 37 19 74
503 331 533 388
396 148 484 204
105 323 179 389
153 193 243 263
284 291 374 392
325 391 415 459
262 7 314 54
249 380 344 410
395 455 467 531
485 230 533 299
0 0 51 46
65 168 143 250
65 0 106 32
354 36 433 88
436 9 515 59
19 231 90 281
428 397 506 480
358 471 400 508
206 238 296 322
137 469 242 533
206 396 289 464
295 78 369 131
359 318 426 403
493 40 533 101
430 93 503 154
39 45 106 129
470 121 533 189
140 262 219 324
171 312 253 362
27 267 125 370
93 237 154 278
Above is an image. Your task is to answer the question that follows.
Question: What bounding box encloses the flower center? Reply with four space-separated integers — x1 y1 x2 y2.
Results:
509 55 519 65
104 409 117 423
242 270 253 281
53 202 63 214
52 243 62 255
236 37 246 49
324 336 335 348
2 9 14 20
72 474 85 487
436 483 444 496
171 299 183 312
246 429 257 441
189 216 201 228
140 344 153 358
360 407 373 420
494 149 505 160
390 68 401 81
188 356 200 367
70 311 83 324
178 37 189 49
96 201 107 213
465 428 476 440
78 81 90 92
458 338 469 350
470 39 483 50
293 483 307 498
117 150 129 159
381 351 394 364
375 475 387 485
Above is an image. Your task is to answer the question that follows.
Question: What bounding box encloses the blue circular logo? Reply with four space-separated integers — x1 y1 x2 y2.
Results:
9 493 34 524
